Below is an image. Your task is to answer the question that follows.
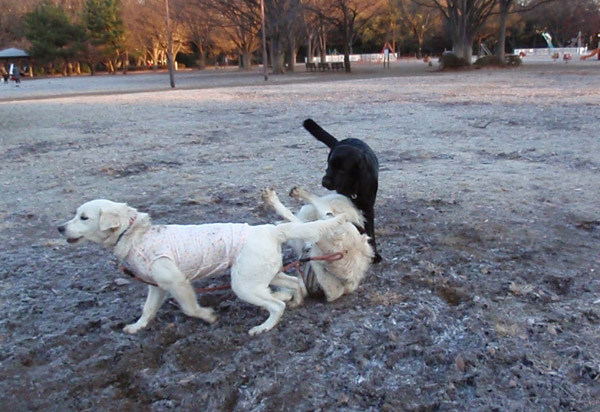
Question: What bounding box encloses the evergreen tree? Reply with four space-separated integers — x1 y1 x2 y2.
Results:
23 2 86 74
83 0 125 72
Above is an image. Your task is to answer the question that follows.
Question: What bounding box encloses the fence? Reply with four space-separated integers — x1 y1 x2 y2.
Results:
307 53 398 63
513 47 588 57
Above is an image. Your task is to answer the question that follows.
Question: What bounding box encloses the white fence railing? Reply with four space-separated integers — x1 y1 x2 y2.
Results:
308 53 398 63
514 47 588 57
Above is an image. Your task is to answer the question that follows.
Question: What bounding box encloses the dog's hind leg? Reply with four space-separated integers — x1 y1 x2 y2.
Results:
270 272 306 306
152 258 217 325
124 285 167 334
231 280 286 335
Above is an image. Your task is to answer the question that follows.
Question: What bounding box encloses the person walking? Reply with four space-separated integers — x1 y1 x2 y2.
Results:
9 63 21 86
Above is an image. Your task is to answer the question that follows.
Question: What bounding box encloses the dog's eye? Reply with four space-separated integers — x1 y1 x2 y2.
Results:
80 215 89 221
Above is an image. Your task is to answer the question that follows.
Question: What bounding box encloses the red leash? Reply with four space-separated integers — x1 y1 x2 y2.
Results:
281 252 344 276
120 266 230 293
120 251 344 293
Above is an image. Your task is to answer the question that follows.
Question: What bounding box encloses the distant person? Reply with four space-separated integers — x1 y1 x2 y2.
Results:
0 65 8 83
10 63 21 86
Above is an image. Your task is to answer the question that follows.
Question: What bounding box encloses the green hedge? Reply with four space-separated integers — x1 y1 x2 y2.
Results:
439 53 469 69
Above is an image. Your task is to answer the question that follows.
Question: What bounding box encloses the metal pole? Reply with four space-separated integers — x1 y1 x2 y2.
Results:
165 0 175 88
260 0 268 81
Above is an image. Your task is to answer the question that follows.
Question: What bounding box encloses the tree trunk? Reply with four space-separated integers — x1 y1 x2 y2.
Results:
286 36 297 72
318 19 327 64
240 48 252 70
197 52 206 70
452 33 473 63
271 38 285 74
496 1 512 64
122 50 129 74
342 10 352 72
152 45 159 71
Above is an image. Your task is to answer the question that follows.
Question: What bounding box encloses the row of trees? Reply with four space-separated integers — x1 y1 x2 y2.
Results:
1 0 599 75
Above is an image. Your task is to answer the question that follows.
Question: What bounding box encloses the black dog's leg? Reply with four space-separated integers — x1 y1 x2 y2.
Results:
363 207 381 263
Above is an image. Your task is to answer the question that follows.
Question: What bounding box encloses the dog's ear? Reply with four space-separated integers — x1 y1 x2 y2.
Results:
98 203 130 232
98 209 122 232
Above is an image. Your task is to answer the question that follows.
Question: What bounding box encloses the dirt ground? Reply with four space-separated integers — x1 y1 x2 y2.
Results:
1 59 599 411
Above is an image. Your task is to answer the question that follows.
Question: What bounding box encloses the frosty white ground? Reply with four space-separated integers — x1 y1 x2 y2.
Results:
1 59 599 411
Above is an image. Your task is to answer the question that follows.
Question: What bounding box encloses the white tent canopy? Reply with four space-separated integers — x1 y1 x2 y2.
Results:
0 48 29 59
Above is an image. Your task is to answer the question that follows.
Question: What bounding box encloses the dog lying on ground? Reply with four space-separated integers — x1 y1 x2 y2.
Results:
303 118 381 263
262 187 373 302
58 199 346 335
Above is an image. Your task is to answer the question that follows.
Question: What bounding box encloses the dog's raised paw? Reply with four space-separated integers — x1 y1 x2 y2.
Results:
289 186 301 198
261 188 276 204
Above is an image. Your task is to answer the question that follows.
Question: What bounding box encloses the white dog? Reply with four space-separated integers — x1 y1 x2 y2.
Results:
262 187 373 302
58 199 346 335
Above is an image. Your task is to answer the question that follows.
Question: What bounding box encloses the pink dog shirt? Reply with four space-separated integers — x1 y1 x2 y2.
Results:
123 223 250 282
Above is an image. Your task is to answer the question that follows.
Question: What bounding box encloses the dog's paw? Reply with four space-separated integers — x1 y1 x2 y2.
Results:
200 308 218 324
372 253 383 264
289 186 302 198
249 324 270 336
123 323 143 334
261 188 277 204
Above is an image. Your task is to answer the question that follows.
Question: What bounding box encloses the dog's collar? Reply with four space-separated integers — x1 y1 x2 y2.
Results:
114 216 136 247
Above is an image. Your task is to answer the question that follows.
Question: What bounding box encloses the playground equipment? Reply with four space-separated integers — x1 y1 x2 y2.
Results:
542 32 554 50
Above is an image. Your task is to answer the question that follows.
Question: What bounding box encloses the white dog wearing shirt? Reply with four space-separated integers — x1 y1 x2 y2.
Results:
58 199 346 335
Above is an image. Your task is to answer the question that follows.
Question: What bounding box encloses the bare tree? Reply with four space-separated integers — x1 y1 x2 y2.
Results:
201 0 261 70
172 0 214 68
264 0 305 73
394 0 438 57
519 0 599 48
494 0 558 63
415 0 497 63
309 0 385 72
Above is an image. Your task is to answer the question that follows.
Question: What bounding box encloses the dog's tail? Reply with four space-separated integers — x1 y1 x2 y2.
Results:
303 118 338 148
274 215 346 244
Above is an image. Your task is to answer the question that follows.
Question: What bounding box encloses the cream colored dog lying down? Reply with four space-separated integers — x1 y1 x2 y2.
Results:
57 199 346 335
262 187 373 302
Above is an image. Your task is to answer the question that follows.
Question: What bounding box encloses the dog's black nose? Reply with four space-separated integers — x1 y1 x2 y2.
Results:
57 225 66 234
322 176 334 190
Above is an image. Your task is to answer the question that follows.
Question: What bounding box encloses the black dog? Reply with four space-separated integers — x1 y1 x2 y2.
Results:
303 118 382 263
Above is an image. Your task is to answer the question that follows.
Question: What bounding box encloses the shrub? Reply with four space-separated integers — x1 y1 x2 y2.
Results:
439 53 469 70
505 55 522 66
474 54 522 67
475 55 501 67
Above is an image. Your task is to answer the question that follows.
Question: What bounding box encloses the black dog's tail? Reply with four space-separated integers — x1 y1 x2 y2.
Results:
303 118 338 148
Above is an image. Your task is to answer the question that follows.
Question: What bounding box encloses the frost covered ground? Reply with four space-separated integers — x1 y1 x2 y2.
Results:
1 59 599 411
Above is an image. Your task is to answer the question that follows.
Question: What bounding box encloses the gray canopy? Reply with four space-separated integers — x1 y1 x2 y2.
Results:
0 48 29 59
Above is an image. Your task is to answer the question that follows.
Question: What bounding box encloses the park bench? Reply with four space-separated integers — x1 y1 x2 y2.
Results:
331 62 344 71
305 62 317 71
317 62 330 71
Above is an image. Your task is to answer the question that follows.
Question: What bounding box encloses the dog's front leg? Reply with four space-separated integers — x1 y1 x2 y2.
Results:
363 207 381 263
124 285 167 334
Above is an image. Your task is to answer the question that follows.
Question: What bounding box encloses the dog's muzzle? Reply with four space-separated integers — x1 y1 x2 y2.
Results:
57 224 82 244
322 176 334 190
